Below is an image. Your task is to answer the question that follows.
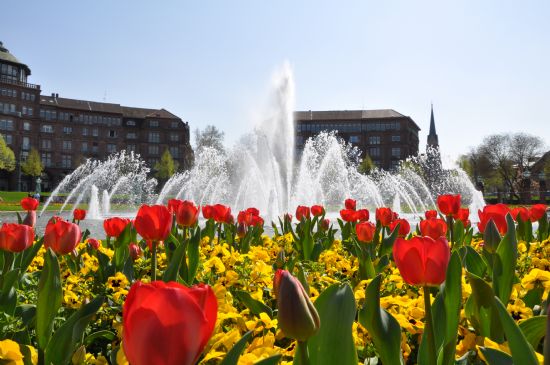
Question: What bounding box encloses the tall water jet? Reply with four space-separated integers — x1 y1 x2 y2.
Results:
88 185 101 219
102 190 111 216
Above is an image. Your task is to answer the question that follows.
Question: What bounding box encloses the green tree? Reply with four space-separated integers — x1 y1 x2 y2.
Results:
21 147 43 177
0 135 15 172
194 125 225 153
154 149 178 179
358 155 375 174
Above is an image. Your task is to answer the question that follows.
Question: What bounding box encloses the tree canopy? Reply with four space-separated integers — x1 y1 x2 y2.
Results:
155 149 178 179
21 147 43 177
0 135 15 172
194 125 225 153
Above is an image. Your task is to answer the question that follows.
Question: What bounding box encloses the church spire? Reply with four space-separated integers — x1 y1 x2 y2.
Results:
427 103 439 150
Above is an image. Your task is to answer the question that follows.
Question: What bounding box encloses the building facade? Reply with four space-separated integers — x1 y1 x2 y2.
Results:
295 109 420 170
0 41 193 191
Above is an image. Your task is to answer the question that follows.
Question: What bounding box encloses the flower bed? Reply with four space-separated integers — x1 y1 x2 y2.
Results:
0 197 548 364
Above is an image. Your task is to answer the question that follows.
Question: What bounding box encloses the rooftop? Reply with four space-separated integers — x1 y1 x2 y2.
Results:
294 109 420 130
0 41 31 75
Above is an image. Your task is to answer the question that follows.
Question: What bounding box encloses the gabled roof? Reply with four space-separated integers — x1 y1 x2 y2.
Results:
121 106 179 119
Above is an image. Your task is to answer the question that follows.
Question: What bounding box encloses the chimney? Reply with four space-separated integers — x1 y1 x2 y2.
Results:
51 93 55 98
56 93 59 98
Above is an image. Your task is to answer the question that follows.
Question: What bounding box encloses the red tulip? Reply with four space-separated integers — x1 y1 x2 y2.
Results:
176 201 199 227
320 218 330 231
393 236 450 286
134 205 173 246
129 243 142 260
202 205 214 220
376 207 393 227
167 199 183 214
103 217 131 238
529 204 547 222
344 199 356 210
425 210 438 219
0 223 34 252
237 207 261 226
44 218 81 255
356 221 376 243
357 209 370 222
340 209 358 222
123 281 217 365
296 206 311 221
437 194 461 216
274 270 320 341
311 205 324 217
511 207 529 222
419 218 447 240
73 209 86 221
22 210 36 228
390 218 411 237
477 204 511 235
452 207 470 223
237 223 247 238
21 197 39 211
87 238 101 250
211 204 231 224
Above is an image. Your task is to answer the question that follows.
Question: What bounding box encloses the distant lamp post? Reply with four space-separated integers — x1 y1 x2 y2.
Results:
521 170 532 204
35 177 42 194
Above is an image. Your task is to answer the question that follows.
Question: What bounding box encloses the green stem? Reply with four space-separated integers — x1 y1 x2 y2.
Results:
423 285 437 365
38 348 44 365
297 340 310 365
447 216 454 249
0 251 14 287
151 242 157 281
217 224 222 245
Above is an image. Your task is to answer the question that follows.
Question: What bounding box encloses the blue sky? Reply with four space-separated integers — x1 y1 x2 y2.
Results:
2 0 549 158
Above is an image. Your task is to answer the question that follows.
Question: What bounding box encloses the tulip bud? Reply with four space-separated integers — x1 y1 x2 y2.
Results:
237 223 247 238
22 210 36 228
87 238 101 250
274 269 320 341
129 243 142 260
482 219 502 253
319 218 330 231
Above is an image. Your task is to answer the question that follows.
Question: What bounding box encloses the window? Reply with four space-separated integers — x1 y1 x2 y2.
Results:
92 142 98 153
349 135 360 143
0 88 17 97
41 125 53 133
107 144 116 153
63 140 72 150
126 120 136 126
169 146 179 158
22 106 33 116
169 134 179 142
368 136 380 145
126 144 136 152
82 142 88 152
82 128 88 136
391 147 401 158
108 130 117 138
22 136 29 149
148 145 159 155
391 160 400 170
391 135 401 142
20 151 29 161
92 128 98 137
0 119 14 130
41 139 52 150
23 122 31 131
41 153 52 167
1 134 13 145
148 132 160 143
126 132 137 139
171 121 179 128
61 155 72 168
0 102 16 114
369 147 380 157
149 120 159 127
63 126 72 134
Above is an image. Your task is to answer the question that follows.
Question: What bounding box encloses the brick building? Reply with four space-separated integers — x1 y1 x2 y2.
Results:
295 109 420 170
0 41 193 191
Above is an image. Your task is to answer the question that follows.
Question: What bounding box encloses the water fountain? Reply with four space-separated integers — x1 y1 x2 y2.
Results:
43 63 483 224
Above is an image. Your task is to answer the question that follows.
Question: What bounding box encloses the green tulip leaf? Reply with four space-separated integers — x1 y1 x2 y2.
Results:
522 287 544 309
162 233 186 282
479 347 513 365
358 275 403 365
45 296 105 365
306 283 358 365
452 219 464 247
459 246 487 278
36 249 62 350
220 330 253 365
186 227 201 285
493 296 538 365
465 272 504 342
483 219 502 253
84 330 117 346
234 290 273 318
493 214 518 304
254 354 282 365
518 315 547 349
379 223 400 257
0 269 20 315
537 215 548 241
19 237 44 273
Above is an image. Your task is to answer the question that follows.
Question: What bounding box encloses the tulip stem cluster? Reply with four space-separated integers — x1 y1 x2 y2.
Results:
423 286 437 365
151 242 157 281
297 340 311 365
